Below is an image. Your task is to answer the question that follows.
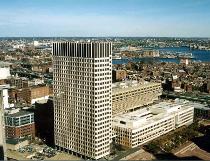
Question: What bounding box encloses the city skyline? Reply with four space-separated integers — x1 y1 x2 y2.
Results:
0 0 210 37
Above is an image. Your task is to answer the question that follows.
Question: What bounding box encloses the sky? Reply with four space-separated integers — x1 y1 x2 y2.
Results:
0 0 210 37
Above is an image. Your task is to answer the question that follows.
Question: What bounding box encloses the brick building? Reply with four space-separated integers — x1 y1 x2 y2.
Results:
4 109 35 139
183 83 193 92
7 77 24 89
32 64 51 73
17 85 49 104
112 70 127 82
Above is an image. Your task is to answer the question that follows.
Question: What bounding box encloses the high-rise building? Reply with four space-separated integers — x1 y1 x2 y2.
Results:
0 86 7 160
53 42 112 159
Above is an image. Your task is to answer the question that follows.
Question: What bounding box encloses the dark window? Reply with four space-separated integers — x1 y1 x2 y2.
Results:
120 121 126 125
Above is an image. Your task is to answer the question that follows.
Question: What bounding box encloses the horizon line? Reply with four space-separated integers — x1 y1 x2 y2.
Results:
0 36 210 39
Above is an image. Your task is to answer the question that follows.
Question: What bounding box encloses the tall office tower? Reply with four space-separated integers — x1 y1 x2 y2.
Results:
52 42 112 159
0 87 7 160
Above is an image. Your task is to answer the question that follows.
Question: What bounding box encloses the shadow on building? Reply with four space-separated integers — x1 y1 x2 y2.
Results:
0 146 4 160
192 125 210 153
154 152 201 160
27 98 54 147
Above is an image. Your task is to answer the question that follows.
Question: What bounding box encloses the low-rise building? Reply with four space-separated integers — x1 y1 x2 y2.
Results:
112 81 162 115
17 85 49 104
193 102 210 120
28 78 44 87
7 76 26 89
113 100 194 148
4 108 35 139
32 64 50 73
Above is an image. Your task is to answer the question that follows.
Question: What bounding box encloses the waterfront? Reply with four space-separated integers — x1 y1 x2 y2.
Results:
113 47 210 64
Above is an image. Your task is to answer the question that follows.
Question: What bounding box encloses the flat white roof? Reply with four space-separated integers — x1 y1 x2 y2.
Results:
112 81 161 95
113 100 194 129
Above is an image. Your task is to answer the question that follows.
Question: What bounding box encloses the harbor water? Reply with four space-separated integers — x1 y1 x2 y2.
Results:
113 47 210 64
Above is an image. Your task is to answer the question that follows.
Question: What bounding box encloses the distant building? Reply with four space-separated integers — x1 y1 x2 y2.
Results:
112 81 162 115
143 50 160 57
180 58 191 66
5 55 19 61
162 78 173 91
0 61 11 85
32 64 50 73
183 83 193 92
112 70 127 82
7 76 24 89
33 41 39 47
17 85 49 104
113 100 194 148
28 78 44 86
0 87 7 160
174 86 184 93
4 108 35 139
128 46 138 51
207 80 210 93
0 85 10 109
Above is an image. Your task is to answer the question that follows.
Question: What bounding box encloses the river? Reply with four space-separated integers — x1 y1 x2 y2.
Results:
113 47 210 64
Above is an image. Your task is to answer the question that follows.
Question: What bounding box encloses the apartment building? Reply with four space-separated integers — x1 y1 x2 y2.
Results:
53 42 112 159
113 100 194 148
112 81 162 115
17 85 49 104
4 108 35 139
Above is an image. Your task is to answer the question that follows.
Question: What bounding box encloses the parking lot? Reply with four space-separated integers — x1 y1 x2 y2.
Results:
7 143 80 160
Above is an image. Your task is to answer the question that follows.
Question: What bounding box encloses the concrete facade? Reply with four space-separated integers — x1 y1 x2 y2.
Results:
53 42 112 159
0 88 7 160
112 81 162 115
113 100 194 148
